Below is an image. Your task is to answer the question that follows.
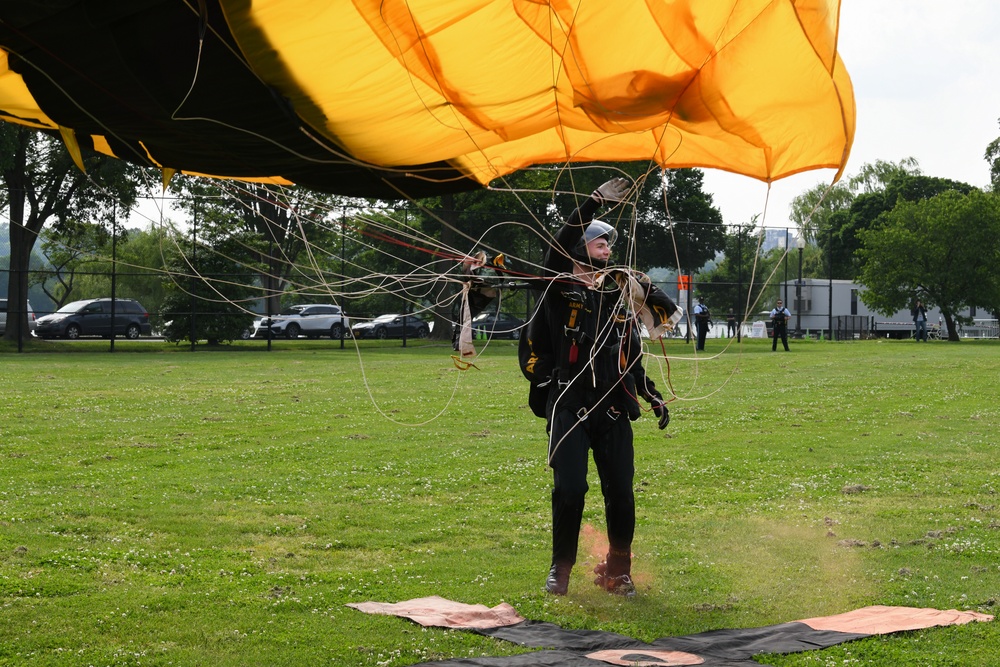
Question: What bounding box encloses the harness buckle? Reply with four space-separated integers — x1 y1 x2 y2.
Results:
606 406 622 421
576 407 589 421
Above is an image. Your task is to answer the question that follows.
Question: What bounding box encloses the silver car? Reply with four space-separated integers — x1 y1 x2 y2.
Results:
0 298 37 336
253 304 350 339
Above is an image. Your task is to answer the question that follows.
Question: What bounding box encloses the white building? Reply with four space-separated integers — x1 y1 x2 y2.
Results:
775 279 997 339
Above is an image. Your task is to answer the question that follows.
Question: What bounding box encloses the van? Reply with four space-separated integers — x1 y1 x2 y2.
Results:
33 298 151 339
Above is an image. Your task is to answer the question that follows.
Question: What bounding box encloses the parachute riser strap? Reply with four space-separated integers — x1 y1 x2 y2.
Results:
561 290 585 365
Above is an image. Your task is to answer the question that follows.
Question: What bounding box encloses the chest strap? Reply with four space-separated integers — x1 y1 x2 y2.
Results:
562 290 584 364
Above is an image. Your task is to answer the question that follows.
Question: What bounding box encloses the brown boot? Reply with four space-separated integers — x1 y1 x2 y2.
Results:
593 549 636 598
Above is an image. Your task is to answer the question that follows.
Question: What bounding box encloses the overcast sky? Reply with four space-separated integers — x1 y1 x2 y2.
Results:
701 0 1000 229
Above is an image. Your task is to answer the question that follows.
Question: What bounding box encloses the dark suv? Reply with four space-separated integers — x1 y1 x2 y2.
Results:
34 298 152 339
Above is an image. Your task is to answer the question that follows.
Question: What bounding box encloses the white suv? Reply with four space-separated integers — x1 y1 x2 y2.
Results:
253 304 350 339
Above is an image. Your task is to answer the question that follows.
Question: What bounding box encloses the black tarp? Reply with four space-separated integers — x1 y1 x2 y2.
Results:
350 597 992 666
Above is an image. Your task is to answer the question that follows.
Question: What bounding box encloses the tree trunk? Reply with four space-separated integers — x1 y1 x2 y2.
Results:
3 145 36 342
943 312 960 342
4 219 38 341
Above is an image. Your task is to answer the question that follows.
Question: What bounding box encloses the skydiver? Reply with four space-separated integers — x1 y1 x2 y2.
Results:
520 177 672 598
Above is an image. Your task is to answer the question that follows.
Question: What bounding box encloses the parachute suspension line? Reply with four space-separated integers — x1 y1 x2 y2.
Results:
170 0 207 122
345 312 468 429
543 262 652 465
203 181 478 427
604 151 789 407
736 186 770 328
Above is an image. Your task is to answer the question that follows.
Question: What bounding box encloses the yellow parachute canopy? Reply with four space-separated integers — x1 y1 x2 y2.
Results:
0 0 854 198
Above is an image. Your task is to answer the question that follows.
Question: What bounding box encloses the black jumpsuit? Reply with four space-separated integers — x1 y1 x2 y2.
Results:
524 197 662 577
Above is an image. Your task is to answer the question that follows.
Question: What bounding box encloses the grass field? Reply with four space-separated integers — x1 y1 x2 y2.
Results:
1 336 999 666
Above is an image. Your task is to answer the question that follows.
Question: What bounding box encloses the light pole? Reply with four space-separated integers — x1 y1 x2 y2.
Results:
794 235 805 337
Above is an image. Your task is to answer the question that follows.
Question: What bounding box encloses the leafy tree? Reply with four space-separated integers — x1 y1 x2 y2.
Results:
112 225 172 326
30 222 171 325
791 158 924 277
479 164 725 274
402 165 725 339
847 157 921 195
696 221 765 320
159 226 259 345
405 169 560 338
827 173 974 280
0 125 143 340
170 178 345 318
338 204 433 323
627 167 725 273
985 118 1000 191
789 180 854 243
31 220 109 307
857 189 1000 341
789 159 920 244
883 174 975 206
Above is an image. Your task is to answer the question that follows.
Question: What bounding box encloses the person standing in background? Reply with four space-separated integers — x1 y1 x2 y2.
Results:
913 300 928 342
770 299 791 351
693 297 711 351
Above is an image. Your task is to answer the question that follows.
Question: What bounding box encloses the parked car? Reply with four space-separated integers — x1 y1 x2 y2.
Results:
471 311 524 340
0 298 37 336
33 298 151 339
252 304 350 339
352 313 430 339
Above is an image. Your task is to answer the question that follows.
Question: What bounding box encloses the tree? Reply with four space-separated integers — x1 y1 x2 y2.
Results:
30 220 109 308
409 169 560 338
170 178 346 319
790 158 925 278
790 159 920 244
696 220 765 320
112 225 172 326
30 222 171 324
827 173 974 281
485 164 725 274
631 168 726 272
339 204 434 323
985 118 1000 191
789 180 854 243
856 189 1000 341
159 226 259 345
405 165 725 339
847 157 921 195
0 125 143 341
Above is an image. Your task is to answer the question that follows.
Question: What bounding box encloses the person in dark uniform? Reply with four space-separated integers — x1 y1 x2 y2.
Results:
770 299 791 351
521 177 670 598
912 300 928 342
693 296 711 350
726 309 737 338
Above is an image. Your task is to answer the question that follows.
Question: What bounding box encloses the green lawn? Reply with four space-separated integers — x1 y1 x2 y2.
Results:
1 337 998 666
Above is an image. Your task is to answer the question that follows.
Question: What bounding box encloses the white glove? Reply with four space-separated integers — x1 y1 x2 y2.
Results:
591 177 630 205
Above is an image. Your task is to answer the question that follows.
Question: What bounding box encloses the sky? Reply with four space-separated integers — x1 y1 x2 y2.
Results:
700 1 1000 229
